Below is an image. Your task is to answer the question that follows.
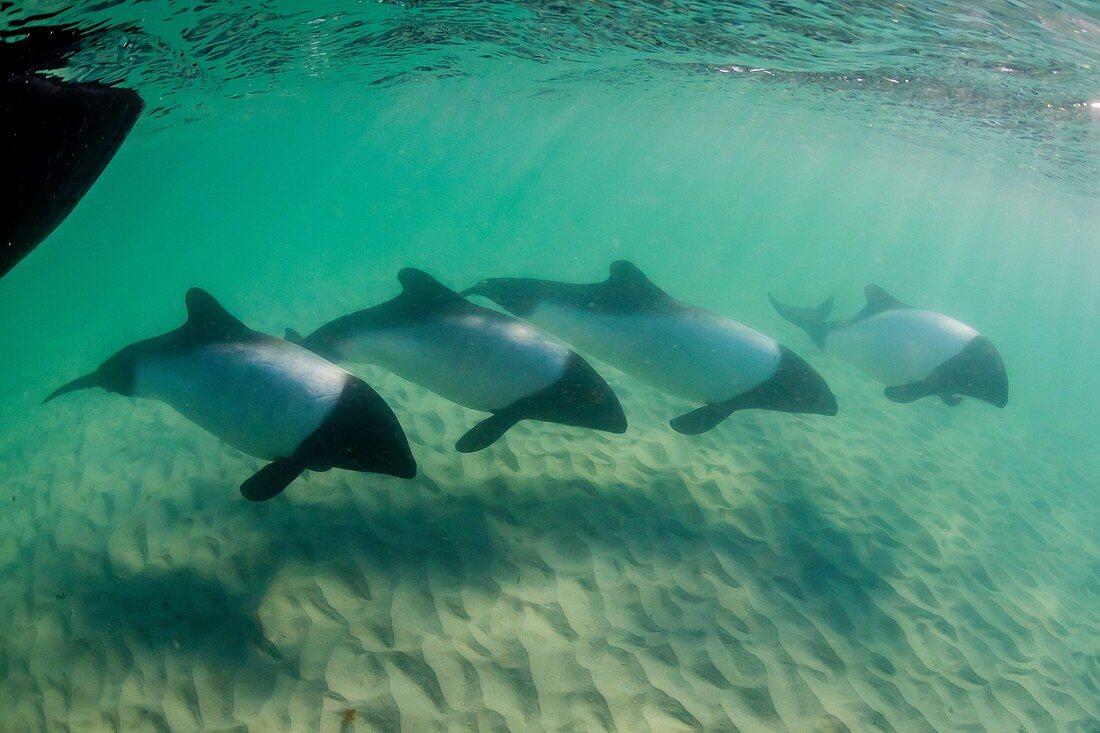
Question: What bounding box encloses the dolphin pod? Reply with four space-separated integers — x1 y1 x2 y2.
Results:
43 265 1007 501
11 25 1010 498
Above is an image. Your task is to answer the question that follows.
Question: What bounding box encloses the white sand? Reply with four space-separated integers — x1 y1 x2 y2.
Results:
1 361 1097 732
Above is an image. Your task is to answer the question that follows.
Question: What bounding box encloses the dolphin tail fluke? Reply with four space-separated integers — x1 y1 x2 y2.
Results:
768 293 833 350
42 371 101 404
240 458 307 501
456 412 520 453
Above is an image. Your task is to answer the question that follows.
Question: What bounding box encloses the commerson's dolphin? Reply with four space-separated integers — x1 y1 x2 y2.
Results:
44 288 417 500
463 261 838 434
2 23 144 278
286 268 628 452
769 285 1008 407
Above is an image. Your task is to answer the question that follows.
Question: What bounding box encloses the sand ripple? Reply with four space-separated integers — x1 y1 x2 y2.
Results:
0 364 1097 731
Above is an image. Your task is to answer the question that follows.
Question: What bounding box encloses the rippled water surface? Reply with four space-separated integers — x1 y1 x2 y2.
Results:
6 0 1100 191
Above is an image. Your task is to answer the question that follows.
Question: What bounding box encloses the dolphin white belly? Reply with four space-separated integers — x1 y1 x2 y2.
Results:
827 309 977 386
336 313 569 412
135 341 346 459
528 303 780 403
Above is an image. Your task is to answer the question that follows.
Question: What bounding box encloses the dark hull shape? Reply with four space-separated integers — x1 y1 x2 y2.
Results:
1 24 144 278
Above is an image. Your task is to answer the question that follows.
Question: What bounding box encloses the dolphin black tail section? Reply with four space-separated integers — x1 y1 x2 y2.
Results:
768 293 834 350
1 23 144 278
42 371 103 403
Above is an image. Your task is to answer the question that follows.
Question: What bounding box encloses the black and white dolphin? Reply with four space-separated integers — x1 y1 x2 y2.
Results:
285 268 627 453
2 23 144 278
463 261 838 435
44 288 417 501
769 285 1008 407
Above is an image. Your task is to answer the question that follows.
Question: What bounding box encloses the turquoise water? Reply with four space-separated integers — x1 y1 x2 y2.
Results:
2 2 1099 731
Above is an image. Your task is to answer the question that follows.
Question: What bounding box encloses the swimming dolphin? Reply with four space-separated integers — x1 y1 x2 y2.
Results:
1 23 144 278
285 268 627 453
44 288 416 500
463 261 837 434
768 285 1008 407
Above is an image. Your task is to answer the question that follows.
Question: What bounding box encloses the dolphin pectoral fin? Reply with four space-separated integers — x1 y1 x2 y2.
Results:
884 381 933 404
670 403 735 435
240 459 307 501
456 412 520 453
939 394 962 407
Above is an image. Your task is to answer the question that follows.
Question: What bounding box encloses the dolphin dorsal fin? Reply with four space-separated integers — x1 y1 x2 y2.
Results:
862 285 906 315
608 260 659 290
397 268 463 309
604 261 673 311
184 288 250 341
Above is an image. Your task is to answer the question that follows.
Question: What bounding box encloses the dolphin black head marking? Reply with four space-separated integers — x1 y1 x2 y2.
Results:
958 336 1009 408
455 353 627 453
231 376 418 502
528 353 628 434
2 22 144 278
749 347 839 417
669 347 838 434
294 378 417 478
884 335 1008 408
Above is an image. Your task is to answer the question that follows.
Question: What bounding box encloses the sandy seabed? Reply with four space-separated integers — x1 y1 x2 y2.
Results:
1 359 1097 733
